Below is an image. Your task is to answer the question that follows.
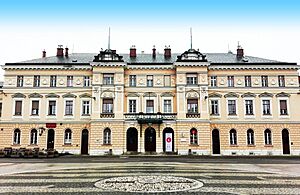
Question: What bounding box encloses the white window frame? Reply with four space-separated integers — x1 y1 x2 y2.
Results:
29 98 41 118
210 98 220 118
226 98 238 118
261 98 273 118
162 97 172 113
64 129 72 145
81 98 92 118
128 97 139 113
83 76 91 87
243 98 255 118
229 129 238 145
227 76 234 87
129 75 137 87
246 129 255 145
12 129 21 145
46 98 58 118
29 129 38 145
264 129 273 145
244 75 252 87
145 97 156 113
278 97 290 118
210 76 217 87
64 98 75 118
12 98 24 119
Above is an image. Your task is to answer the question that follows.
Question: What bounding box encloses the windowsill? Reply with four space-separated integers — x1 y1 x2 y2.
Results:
28 144 38 147
63 144 72 146
247 144 256 147
262 115 273 119
30 115 40 117
264 145 273 147
244 115 255 119
189 144 199 147
64 115 74 117
102 144 112 146
230 144 238 147
11 144 21 146
47 115 57 117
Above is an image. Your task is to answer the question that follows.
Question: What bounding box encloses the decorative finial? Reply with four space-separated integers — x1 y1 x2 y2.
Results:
190 27 193 49
108 27 111 50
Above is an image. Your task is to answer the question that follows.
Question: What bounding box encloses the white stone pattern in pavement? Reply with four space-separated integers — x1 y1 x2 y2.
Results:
0 165 300 194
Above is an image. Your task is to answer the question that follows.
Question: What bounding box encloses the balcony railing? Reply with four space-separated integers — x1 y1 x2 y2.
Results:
124 112 177 124
100 113 115 118
186 113 201 118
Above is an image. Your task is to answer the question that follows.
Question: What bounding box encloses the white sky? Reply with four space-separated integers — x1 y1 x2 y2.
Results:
1 24 300 80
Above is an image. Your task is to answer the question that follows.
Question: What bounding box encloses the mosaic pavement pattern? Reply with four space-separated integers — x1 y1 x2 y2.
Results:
1 164 300 194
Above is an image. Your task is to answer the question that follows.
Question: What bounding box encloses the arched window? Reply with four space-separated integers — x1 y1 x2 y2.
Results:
229 129 237 145
13 129 21 145
64 129 72 145
103 128 111 145
247 129 255 145
190 128 198 145
30 129 38 145
264 129 272 145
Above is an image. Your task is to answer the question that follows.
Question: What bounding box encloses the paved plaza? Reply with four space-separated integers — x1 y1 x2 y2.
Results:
0 156 300 194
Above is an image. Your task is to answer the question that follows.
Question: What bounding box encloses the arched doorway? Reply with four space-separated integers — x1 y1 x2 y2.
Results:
81 129 89 155
127 128 138 152
212 129 220 154
282 129 290 154
163 128 174 152
145 127 156 152
47 129 55 150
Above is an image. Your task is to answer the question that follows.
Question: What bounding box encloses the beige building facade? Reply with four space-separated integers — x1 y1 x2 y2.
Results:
0 45 300 155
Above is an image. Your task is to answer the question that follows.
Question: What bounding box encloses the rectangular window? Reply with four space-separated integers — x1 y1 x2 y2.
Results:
0 102 2 117
245 100 254 115
210 76 217 87
50 75 57 87
82 100 90 115
280 100 288 115
187 99 198 113
261 76 268 87
17 76 23 87
33 75 40 87
245 76 252 87
15 101 22 116
211 100 219 115
48 101 56 116
146 100 154 113
102 99 113 113
227 76 234 87
129 100 137 113
262 100 271 115
103 74 114 85
67 76 73 87
228 100 236 115
186 74 197 85
83 76 90 87
278 75 285 87
31 100 39 115
164 75 171 87
164 100 172 113
129 75 136 87
147 75 153 87
65 100 73 115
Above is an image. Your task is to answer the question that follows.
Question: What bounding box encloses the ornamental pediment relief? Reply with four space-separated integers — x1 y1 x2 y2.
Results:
101 90 115 98
62 93 77 98
46 93 60 98
224 92 239 98
143 92 157 97
185 90 200 98
241 92 256 98
276 92 290 97
79 93 92 98
126 92 140 97
259 92 273 97
161 92 174 97
208 93 222 98
28 93 43 98
12 93 26 98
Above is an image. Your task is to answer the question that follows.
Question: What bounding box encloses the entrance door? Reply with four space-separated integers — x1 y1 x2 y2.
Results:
127 128 138 152
282 129 290 154
47 129 55 150
81 129 89 155
163 128 174 152
212 129 220 154
145 127 156 152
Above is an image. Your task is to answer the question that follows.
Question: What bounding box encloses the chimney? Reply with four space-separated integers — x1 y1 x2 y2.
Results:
130 45 136 58
152 45 156 58
65 47 69 57
236 43 244 59
56 45 64 57
42 50 46 58
164 45 171 58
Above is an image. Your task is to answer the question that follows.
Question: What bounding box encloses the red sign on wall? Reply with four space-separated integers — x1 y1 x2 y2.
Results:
46 123 57 128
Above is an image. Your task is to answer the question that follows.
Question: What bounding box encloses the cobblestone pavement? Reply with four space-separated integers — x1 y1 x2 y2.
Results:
0 161 300 194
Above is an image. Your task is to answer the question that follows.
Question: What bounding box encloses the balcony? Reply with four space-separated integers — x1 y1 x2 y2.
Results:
186 113 201 118
100 113 115 118
124 112 177 124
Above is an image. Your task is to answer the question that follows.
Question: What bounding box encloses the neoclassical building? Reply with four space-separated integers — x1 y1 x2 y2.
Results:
0 44 299 155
